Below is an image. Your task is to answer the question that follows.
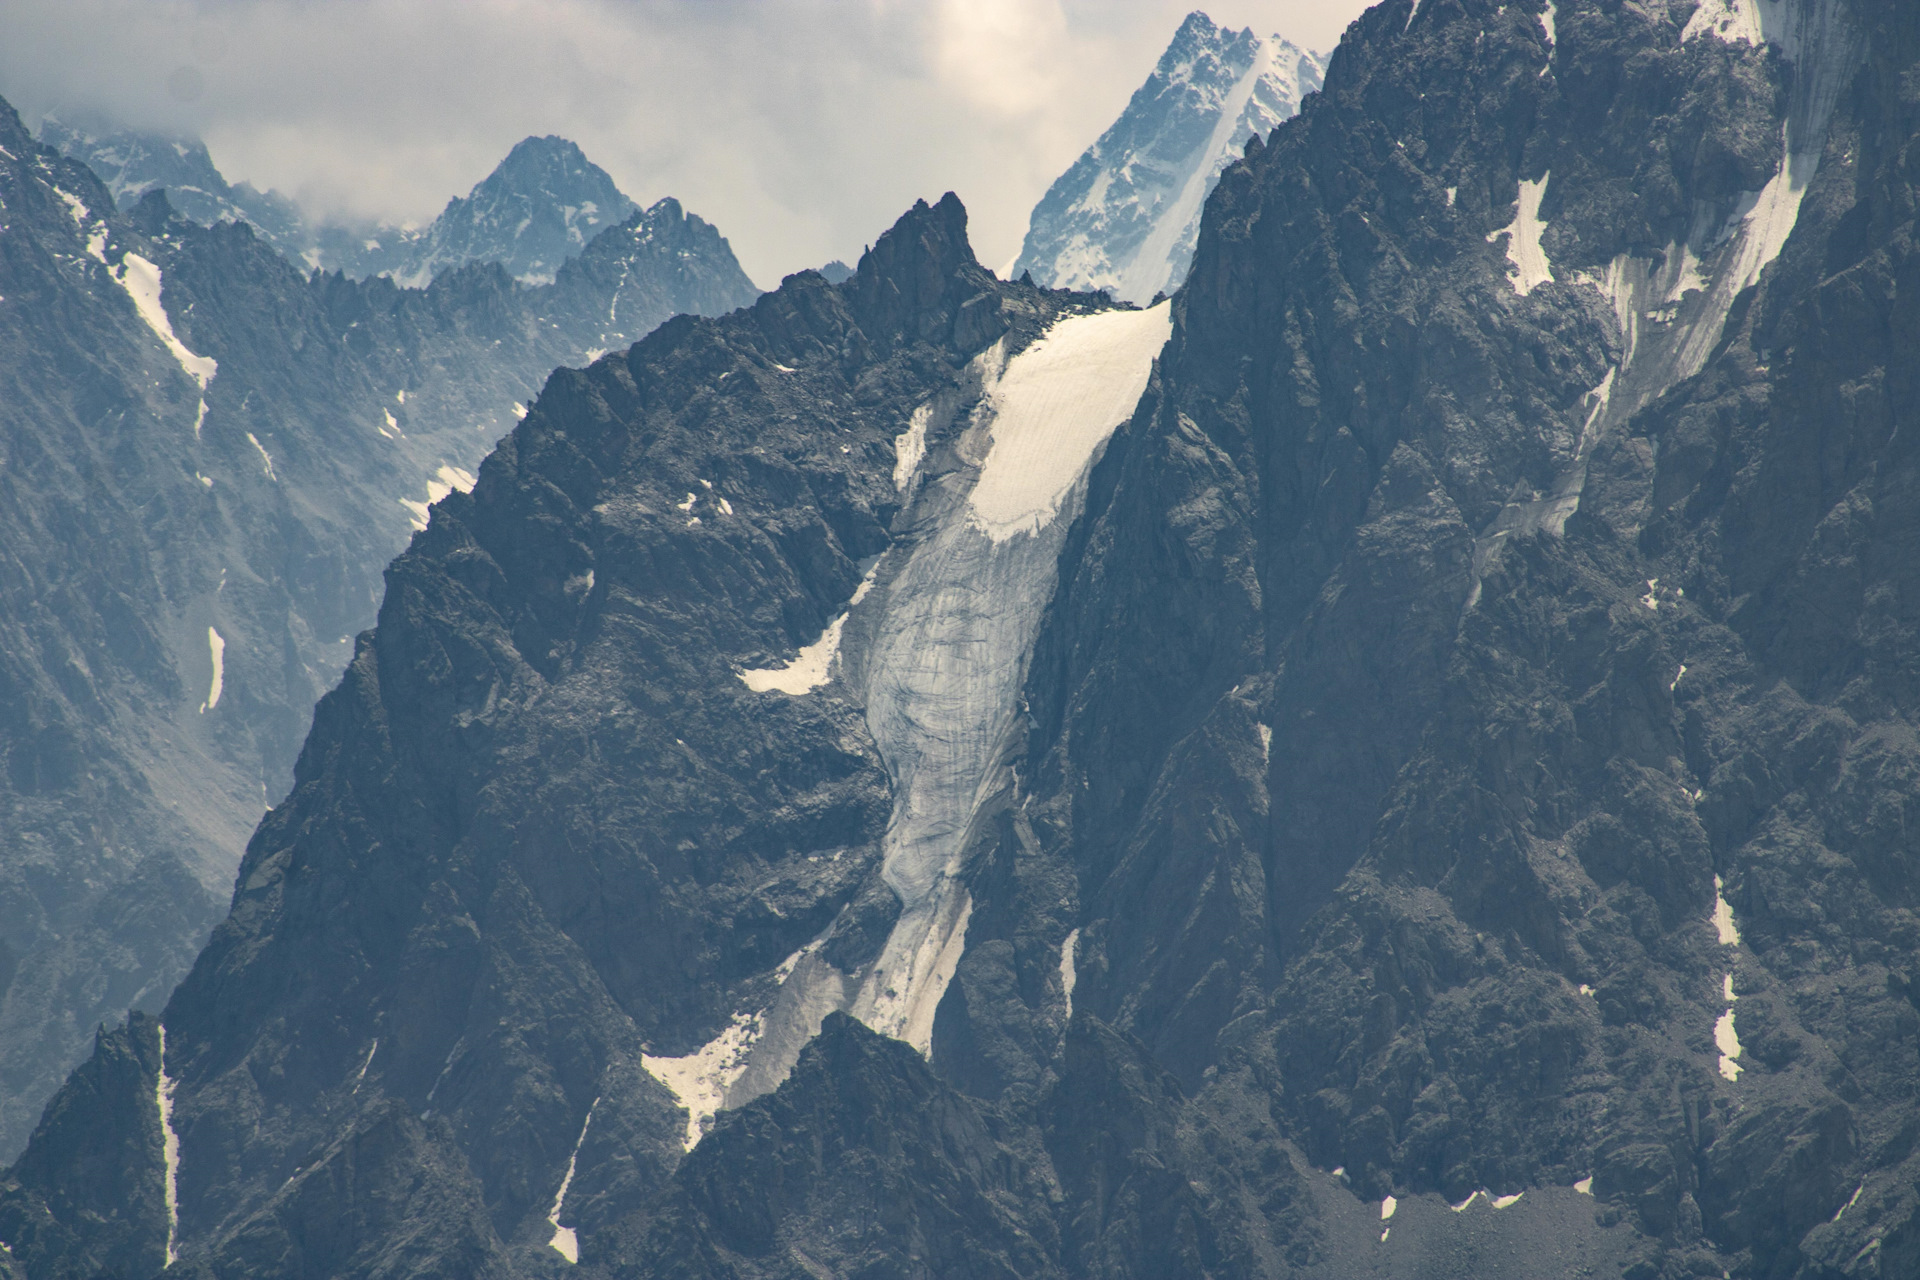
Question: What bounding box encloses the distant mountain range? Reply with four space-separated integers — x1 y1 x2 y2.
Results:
0 96 759 1161
1013 11 1324 302
40 120 647 288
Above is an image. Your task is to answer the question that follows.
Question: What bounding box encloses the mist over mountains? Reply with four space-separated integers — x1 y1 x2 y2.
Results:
41 120 651 289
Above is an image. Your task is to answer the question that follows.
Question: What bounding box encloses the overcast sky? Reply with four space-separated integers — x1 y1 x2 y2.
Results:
0 0 1375 286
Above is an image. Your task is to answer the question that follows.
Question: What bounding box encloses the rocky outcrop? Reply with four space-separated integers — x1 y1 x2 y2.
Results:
0 94 758 1161
8 0 1920 1276
0 192 1099 1278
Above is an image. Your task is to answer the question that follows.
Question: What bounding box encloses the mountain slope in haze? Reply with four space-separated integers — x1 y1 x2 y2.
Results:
41 123 644 288
9 0 1920 1278
1011 10 1324 303
33 116 310 263
0 92 758 1163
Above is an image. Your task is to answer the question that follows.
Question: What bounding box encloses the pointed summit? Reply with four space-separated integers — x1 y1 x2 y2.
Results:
1012 10 1324 302
388 135 637 287
847 192 1002 352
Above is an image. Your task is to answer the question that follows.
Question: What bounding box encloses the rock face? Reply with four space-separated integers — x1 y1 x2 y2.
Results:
1011 10 1324 303
8 0 1920 1278
0 93 758 1162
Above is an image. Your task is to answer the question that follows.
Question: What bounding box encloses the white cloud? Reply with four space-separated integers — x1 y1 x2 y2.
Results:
0 0 1374 286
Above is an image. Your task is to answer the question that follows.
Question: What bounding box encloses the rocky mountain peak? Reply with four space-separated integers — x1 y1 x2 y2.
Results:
1012 9 1325 302
387 133 637 287
845 191 1002 352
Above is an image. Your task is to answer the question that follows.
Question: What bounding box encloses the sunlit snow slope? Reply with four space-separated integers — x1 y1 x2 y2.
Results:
1012 11 1323 303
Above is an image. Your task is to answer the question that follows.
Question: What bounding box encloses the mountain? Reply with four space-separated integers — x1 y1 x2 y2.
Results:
0 93 759 1163
377 135 638 287
40 124 646 288
1011 10 1324 303
34 116 310 262
6 0 1920 1277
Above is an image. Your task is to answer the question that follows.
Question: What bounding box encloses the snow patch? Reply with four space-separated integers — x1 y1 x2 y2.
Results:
1451 1191 1482 1212
1716 994 1744 1081
1541 0 1558 46
1381 1196 1398 1221
246 432 276 481
967 303 1171 542
546 1098 598 1263
54 188 89 227
512 402 528 420
1059 927 1079 1017
645 1016 757 1151
1492 1192 1524 1209
1684 0 1763 45
1713 875 1742 946
1575 1177 1594 1195
738 562 880 696
155 1025 182 1266
1257 722 1272 764
193 398 207 439
112 253 218 390
351 1039 378 1092
198 627 225 713
401 465 477 532
1488 175 1554 294
1671 663 1688 692
855 892 972 1056
894 404 931 492
1833 1184 1863 1222
641 940 824 1151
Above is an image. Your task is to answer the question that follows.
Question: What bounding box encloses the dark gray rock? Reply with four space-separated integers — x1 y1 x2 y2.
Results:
10 0 1920 1277
0 93 759 1161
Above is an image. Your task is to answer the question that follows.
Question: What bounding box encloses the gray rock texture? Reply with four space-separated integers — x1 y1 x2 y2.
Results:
0 95 758 1162
7 0 1920 1277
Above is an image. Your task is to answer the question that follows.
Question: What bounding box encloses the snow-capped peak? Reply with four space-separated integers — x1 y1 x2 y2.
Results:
386 135 638 287
1012 11 1325 303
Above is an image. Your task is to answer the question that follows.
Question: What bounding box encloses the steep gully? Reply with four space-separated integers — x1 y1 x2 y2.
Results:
642 302 1173 1146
